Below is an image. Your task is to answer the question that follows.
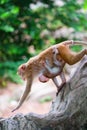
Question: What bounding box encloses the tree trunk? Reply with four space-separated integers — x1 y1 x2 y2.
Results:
0 57 87 130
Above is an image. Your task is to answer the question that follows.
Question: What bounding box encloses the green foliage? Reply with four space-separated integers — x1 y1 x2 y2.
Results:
0 0 87 83
39 96 52 103
0 60 25 83
70 45 83 52
84 0 87 10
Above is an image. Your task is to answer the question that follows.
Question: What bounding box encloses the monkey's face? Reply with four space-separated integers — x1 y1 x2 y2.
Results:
17 64 27 80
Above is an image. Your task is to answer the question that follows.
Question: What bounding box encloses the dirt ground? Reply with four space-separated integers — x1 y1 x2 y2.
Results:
0 79 57 118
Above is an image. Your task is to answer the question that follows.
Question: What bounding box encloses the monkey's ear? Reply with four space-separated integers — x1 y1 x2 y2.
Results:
21 65 26 70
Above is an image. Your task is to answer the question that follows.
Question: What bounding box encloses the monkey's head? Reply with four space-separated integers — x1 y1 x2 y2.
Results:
17 63 29 80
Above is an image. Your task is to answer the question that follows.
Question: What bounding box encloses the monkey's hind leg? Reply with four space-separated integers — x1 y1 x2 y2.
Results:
52 77 60 96
69 49 87 65
56 72 66 96
58 45 87 65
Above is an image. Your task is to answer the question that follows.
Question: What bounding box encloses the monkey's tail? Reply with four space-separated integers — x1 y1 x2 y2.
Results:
12 78 32 112
74 41 87 46
63 40 87 46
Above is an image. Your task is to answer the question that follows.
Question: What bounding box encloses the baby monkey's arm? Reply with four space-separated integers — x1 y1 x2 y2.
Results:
53 47 62 66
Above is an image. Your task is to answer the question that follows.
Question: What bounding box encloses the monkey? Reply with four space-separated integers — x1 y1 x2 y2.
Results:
12 40 87 112
39 47 66 94
38 47 65 82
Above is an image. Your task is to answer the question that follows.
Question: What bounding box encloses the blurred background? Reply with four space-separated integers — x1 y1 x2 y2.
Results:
0 0 87 118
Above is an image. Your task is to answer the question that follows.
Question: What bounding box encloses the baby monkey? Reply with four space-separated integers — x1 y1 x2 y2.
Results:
39 47 66 95
12 40 87 112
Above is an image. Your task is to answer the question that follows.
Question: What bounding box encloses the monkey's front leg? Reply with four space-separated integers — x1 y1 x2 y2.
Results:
56 72 66 96
12 76 32 112
52 77 59 89
52 72 66 96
